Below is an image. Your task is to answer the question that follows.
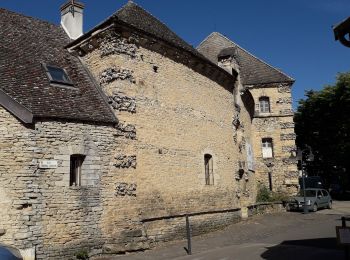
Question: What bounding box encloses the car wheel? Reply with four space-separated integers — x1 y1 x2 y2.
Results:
312 203 318 212
327 201 332 209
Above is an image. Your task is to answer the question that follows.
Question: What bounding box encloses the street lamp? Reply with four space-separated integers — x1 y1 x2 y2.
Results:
333 17 350 48
297 146 314 214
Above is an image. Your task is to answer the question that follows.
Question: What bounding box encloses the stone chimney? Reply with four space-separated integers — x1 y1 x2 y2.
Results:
60 1 84 40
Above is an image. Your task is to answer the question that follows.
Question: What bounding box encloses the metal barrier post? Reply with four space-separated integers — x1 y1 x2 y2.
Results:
186 215 192 255
342 217 349 260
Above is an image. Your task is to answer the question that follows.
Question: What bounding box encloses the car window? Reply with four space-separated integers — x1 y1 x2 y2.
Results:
298 190 316 197
317 191 322 197
322 190 329 197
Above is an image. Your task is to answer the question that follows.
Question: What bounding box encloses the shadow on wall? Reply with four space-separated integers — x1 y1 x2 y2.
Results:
261 237 342 260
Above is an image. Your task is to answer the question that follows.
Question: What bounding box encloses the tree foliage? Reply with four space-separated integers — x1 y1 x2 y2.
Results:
295 72 350 186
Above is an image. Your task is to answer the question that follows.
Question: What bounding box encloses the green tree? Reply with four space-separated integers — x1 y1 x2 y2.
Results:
294 72 350 187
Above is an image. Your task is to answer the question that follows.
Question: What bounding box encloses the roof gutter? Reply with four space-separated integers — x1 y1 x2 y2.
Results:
0 89 33 124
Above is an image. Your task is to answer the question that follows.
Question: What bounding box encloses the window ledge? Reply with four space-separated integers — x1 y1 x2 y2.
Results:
254 113 292 118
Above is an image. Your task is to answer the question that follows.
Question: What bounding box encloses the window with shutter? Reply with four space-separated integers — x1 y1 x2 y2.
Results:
261 138 273 158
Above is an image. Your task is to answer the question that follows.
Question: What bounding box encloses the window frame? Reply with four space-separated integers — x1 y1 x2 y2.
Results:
70 154 85 187
204 154 214 185
42 63 74 86
261 138 274 158
259 96 271 113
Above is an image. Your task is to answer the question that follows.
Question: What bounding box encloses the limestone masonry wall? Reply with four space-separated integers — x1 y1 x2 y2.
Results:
249 85 298 194
82 27 256 252
0 26 258 259
0 106 120 258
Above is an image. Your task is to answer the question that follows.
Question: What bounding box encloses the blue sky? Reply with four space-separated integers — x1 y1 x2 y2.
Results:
1 0 350 108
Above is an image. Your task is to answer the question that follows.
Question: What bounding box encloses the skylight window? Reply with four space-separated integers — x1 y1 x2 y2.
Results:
43 63 73 86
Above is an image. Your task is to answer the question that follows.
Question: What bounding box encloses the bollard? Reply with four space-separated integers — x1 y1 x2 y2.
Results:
342 217 350 260
240 207 249 219
186 215 192 255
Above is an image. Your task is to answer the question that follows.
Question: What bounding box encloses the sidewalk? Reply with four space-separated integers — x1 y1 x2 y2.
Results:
94 202 347 259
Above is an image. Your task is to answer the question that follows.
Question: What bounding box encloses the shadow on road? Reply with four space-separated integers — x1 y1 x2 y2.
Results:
261 237 343 260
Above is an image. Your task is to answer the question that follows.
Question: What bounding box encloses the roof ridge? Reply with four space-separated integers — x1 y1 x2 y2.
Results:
212 32 294 82
117 1 150 16
115 1 195 50
197 32 221 50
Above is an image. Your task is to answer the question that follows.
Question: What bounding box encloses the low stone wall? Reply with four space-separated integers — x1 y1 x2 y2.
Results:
248 202 286 216
141 202 285 248
142 209 241 246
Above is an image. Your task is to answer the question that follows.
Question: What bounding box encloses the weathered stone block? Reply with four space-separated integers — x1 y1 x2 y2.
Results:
109 92 136 113
280 122 295 129
114 154 137 168
100 32 138 58
100 67 136 84
282 146 297 153
115 183 137 197
276 97 292 104
114 123 136 139
278 85 291 93
279 109 293 115
280 133 296 140
14 232 32 240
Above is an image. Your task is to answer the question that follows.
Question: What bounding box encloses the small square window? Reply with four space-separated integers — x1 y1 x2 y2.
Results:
43 63 73 86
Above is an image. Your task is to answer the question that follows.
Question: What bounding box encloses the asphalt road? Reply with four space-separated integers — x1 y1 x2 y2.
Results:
96 201 350 260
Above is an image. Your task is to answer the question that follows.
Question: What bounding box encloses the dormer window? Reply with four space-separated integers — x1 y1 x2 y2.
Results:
218 55 231 62
43 63 73 86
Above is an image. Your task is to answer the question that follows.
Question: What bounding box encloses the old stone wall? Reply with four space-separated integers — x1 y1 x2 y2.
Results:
81 26 256 253
0 106 136 259
143 210 241 245
1 26 259 259
249 85 298 194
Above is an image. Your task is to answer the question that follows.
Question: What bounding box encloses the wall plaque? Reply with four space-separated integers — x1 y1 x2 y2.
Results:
246 143 255 171
39 160 58 169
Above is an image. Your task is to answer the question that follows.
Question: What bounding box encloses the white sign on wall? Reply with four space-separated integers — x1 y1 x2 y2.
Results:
38 160 58 169
246 143 255 171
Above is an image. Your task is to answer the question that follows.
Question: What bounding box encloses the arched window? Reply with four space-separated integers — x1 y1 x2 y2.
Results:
204 154 214 185
261 138 273 158
259 97 270 113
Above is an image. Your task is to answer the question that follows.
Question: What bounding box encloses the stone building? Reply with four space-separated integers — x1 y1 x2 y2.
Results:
197 33 298 193
0 1 297 259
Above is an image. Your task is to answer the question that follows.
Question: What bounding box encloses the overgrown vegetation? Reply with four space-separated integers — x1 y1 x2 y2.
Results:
75 249 89 260
256 184 290 202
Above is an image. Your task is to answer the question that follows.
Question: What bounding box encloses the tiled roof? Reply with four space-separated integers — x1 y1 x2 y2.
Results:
0 8 116 123
113 1 206 59
197 32 294 85
68 1 211 64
